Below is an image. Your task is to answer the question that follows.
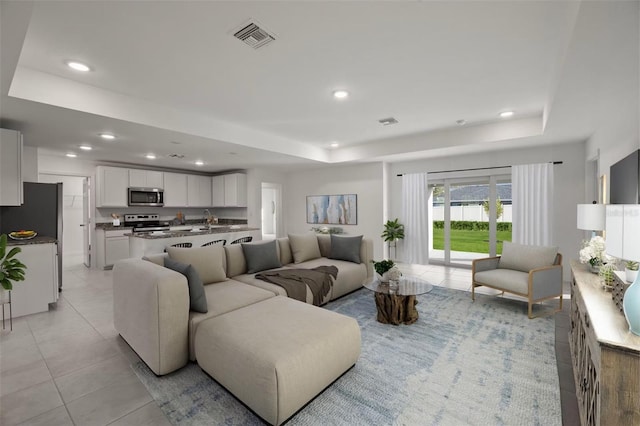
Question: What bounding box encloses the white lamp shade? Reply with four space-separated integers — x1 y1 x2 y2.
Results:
577 204 606 231
606 204 640 261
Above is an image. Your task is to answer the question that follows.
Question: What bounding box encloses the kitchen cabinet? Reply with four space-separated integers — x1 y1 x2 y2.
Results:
224 173 247 207
95 228 131 269
8 242 58 318
129 169 164 189
212 175 225 207
163 172 188 207
96 166 129 207
0 128 23 206
188 175 212 207
212 173 247 207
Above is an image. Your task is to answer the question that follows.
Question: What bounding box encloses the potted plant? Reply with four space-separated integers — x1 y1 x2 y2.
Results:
0 234 27 303
625 261 639 284
381 218 405 259
371 259 401 283
599 263 616 290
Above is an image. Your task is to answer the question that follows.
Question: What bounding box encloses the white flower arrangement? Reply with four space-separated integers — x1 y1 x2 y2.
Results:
579 236 609 266
387 266 402 281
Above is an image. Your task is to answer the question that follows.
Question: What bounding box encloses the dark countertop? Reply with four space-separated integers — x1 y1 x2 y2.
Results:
95 223 133 231
6 236 57 246
130 226 259 239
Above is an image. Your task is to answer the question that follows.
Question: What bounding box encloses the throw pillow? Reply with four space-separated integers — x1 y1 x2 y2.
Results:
288 232 322 263
242 240 282 274
164 257 208 313
166 245 227 284
329 234 363 264
498 241 559 272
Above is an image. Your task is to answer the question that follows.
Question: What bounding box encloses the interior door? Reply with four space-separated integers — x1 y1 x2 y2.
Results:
83 177 91 267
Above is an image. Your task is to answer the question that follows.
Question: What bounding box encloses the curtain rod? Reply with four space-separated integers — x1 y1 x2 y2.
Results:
396 161 563 177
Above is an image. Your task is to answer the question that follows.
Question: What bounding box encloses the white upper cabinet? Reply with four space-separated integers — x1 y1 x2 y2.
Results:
187 175 212 207
96 166 129 207
211 175 225 207
129 169 164 189
211 173 247 207
164 172 188 207
0 128 23 206
224 173 247 207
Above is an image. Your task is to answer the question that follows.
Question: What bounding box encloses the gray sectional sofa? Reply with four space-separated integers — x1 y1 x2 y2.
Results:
113 233 373 425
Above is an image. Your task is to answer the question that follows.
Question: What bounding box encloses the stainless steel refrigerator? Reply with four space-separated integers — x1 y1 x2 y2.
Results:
0 182 63 290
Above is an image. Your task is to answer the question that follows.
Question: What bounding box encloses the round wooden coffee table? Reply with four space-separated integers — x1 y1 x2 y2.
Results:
363 276 433 325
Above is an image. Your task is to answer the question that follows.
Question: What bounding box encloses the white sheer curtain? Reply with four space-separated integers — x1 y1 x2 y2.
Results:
401 172 429 264
511 163 554 246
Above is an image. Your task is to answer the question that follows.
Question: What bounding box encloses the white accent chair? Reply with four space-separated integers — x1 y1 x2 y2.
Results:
472 241 563 319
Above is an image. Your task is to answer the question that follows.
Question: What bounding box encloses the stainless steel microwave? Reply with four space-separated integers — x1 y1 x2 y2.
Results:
128 187 164 206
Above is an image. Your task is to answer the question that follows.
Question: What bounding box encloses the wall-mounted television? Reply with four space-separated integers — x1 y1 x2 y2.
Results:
610 149 639 204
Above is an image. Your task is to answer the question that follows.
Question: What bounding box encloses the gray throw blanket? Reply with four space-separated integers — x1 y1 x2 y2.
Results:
255 266 338 306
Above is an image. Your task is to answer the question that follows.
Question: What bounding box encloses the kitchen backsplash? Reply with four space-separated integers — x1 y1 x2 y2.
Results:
95 206 247 224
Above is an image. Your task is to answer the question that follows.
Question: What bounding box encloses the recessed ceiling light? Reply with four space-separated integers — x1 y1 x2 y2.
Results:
333 90 349 99
195 160 204 166
66 61 91 72
330 142 339 148
99 133 115 140
499 111 514 118
456 119 467 126
66 153 77 158
145 154 156 160
79 145 92 151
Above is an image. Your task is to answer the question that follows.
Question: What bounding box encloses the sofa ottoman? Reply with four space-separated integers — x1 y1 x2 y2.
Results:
194 296 361 425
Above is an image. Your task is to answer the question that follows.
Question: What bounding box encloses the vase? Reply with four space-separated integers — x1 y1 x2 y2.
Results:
625 268 638 284
590 264 601 274
623 271 640 336
378 272 390 283
0 287 9 304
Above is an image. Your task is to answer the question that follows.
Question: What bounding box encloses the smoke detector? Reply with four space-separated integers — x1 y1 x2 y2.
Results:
378 117 399 126
233 21 275 49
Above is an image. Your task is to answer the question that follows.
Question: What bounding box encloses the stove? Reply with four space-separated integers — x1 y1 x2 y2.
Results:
124 214 170 233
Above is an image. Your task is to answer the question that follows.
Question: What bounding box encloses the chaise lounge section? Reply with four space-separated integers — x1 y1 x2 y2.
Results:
113 233 372 425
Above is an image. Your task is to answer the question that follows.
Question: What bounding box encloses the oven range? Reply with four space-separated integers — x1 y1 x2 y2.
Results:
123 214 170 233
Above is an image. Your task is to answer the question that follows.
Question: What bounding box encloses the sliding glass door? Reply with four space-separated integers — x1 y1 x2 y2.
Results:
430 174 511 267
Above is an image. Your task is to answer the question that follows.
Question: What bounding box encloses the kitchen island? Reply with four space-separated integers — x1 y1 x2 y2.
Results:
5 237 59 318
129 226 261 257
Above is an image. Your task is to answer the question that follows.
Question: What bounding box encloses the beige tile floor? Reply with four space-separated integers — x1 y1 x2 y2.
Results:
0 260 559 425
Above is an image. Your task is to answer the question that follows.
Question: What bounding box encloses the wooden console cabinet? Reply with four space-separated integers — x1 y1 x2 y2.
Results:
569 261 640 425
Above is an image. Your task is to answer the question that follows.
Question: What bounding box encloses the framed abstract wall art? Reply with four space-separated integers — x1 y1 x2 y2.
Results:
306 194 357 225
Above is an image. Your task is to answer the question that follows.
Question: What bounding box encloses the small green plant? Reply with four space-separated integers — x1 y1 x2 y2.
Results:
381 219 405 242
0 234 27 291
381 219 405 259
626 261 639 271
599 263 616 287
371 259 395 276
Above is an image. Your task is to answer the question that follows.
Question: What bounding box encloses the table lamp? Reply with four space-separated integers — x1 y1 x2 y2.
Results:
577 203 606 237
606 204 640 335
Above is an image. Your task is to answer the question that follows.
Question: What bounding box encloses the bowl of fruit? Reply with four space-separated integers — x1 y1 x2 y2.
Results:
8 230 37 240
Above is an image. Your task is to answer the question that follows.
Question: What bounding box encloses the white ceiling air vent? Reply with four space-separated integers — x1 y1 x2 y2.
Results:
233 22 275 49
378 117 399 126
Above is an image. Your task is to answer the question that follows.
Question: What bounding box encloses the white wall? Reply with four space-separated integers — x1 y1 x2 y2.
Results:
389 141 586 281
284 163 384 260
582 2 640 194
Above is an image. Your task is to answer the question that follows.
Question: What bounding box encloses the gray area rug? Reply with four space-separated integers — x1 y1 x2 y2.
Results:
132 286 561 425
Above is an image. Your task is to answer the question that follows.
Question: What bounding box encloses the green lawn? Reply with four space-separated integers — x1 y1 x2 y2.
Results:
432 228 512 254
